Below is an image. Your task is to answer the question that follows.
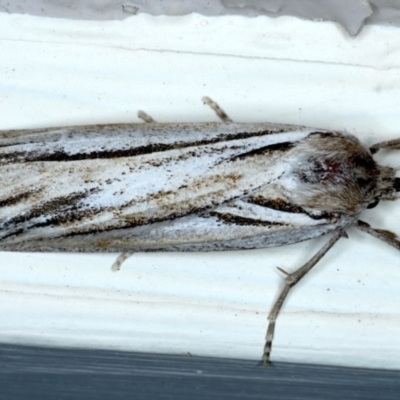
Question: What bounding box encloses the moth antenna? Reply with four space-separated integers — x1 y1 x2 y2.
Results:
111 252 134 272
137 110 156 123
263 232 342 366
202 96 232 123
357 220 400 251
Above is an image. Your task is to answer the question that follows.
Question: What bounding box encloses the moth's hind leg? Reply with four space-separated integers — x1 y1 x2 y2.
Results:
202 96 233 123
264 232 342 366
357 220 400 250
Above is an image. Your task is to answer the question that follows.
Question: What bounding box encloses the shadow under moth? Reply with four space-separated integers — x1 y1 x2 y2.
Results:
0 97 399 365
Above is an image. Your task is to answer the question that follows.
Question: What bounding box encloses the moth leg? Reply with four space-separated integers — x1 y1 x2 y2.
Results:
137 110 156 123
202 96 233 123
111 252 135 272
356 220 400 250
369 138 400 154
263 231 343 366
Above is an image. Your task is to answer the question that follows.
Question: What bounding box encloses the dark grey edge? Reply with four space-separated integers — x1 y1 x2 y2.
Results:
1 343 400 400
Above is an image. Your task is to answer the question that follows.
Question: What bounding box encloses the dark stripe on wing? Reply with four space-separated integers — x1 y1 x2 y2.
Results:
248 196 306 214
228 141 295 162
209 212 287 226
307 131 335 139
248 196 335 221
0 129 290 164
1 189 100 235
0 190 40 208
0 201 212 242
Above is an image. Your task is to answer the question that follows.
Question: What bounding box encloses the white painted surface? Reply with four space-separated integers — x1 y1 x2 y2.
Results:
0 12 399 369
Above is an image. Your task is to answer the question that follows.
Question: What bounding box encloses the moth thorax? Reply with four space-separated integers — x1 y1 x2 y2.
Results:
292 141 380 214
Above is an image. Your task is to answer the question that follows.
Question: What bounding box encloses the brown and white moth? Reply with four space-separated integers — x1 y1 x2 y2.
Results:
0 97 399 365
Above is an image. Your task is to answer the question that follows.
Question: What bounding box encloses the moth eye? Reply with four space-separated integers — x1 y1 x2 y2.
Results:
367 198 380 209
356 177 373 187
394 177 400 192
352 153 376 171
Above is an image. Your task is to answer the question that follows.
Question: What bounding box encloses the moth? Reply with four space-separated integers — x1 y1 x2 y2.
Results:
0 97 399 365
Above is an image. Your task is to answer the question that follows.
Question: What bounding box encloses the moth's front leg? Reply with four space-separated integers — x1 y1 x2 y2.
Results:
263 231 343 366
370 138 400 154
357 220 400 250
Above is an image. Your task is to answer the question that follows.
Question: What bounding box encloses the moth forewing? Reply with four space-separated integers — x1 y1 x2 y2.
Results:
0 98 399 366
0 123 316 250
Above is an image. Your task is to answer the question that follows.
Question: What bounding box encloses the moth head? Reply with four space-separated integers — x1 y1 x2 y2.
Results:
372 164 400 204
